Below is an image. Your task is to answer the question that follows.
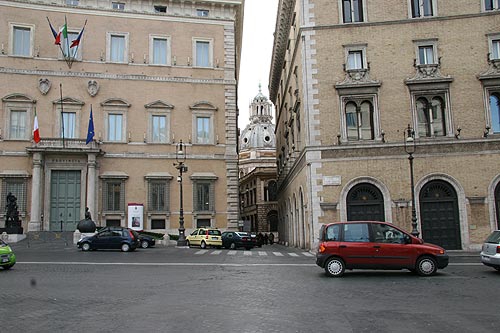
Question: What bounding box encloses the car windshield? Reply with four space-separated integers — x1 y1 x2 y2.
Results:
0 240 7 247
208 230 221 236
485 231 500 243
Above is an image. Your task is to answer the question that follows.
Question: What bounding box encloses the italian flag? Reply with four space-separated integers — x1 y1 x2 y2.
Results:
33 110 40 143
55 23 67 45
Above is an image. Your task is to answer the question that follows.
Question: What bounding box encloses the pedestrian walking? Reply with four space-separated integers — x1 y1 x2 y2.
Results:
264 233 269 245
269 232 274 245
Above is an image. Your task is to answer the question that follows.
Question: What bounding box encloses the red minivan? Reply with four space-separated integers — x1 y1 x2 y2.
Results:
316 221 448 277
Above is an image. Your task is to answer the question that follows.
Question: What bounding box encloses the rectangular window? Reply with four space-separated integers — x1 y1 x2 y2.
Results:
110 35 126 62
195 40 210 67
492 39 500 60
489 92 500 133
10 110 27 139
197 9 209 17
66 0 79 5
153 38 168 65
347 50 363 69
154 5 167 13
342 0 364 23
343 223 370 242
112 2 125 10
485 0 500 11
418 45 435 64
195 183 211 211
61 112 76 139
62 31 80 59
108 114 123 141
148 181 168 211
411 0 434 18
1 178 28 214
104 181 123 211
13 26 31 56
152 115 167 143
196 116 211 144
151 219 166 229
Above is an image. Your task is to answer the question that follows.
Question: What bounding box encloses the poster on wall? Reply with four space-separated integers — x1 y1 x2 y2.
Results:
128 203 144 231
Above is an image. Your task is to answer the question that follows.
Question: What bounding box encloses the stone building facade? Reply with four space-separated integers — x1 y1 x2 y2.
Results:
0 0 244 234
239 87 278 233
270 0 500 250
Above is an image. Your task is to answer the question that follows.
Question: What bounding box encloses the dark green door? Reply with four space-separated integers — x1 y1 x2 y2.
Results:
420 180 461 250
347 183 385 222
50 170 81 231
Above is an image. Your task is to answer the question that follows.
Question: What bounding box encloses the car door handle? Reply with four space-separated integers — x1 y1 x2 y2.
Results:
339 245 347 248
373 245 381 248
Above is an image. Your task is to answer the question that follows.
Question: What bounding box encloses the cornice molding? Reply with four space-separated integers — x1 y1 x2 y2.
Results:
0 67 234 85
269 0 296 102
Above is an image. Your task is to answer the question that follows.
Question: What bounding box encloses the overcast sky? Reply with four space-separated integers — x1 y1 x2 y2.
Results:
237 0 279 130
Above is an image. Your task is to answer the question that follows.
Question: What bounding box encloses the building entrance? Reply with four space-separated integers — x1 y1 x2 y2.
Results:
420 180 461 250
49 170 81 231
347 183 385 222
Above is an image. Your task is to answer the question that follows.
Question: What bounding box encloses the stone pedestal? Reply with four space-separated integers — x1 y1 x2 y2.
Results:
73 230 97 244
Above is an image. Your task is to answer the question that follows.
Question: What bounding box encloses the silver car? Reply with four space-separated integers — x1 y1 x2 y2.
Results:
480 230 500 271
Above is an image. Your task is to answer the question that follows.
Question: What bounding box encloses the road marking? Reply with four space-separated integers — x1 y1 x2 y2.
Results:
243 251 252 256
195 250 208 255
17 262 316 267
273 252 284 256
258 251 267 256
302 252 314 257
227 250 237 255
288 253 299 257
211 250 222 255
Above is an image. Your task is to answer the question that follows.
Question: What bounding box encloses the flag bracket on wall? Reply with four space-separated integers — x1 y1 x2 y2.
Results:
47 16 87 69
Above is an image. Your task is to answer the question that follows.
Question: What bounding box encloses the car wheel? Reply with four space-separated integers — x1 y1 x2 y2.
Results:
186 240 191 247
415 256 437 276
81 242 91 251
141 240 149 249
230 242 236 250
494 266 500 271
245 247 252 250
325 257 345 277
200 241 207 249
121 243 131 252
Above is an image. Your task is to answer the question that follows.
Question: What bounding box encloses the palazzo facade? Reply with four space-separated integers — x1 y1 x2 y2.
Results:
0 0 244 234
270 0 500 250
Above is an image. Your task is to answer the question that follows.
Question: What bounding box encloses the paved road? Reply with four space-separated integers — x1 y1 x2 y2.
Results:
1 241 499 332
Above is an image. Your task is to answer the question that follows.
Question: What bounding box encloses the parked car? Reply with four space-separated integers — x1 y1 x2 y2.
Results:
316 221 449 277
186 228 222 249
0 239 16 270
138 234 156 249
78 226 140 252
222 231 255 250
251 233 262 247
480 230 500 271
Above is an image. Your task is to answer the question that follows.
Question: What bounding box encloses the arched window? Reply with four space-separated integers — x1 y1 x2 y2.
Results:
416 95 446 137
345 100 374 141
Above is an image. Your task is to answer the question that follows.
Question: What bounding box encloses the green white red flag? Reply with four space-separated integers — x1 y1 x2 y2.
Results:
33 109 40 143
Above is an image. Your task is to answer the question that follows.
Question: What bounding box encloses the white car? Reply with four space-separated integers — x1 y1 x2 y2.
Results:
480 230 500 271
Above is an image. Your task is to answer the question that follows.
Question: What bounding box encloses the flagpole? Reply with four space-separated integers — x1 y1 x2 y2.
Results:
60 83 65 148
46 17 65 57
64 15 71 68
69 19 87 68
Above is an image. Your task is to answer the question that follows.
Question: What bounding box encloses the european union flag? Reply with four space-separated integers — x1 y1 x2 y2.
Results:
86 106 95 145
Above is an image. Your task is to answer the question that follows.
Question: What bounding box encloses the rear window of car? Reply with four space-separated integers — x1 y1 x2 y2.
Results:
208 230 221 236
485 231 500 243
236 232 250 237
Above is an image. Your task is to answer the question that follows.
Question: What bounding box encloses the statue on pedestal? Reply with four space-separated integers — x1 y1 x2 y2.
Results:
77 207 96 233
5 192 23 234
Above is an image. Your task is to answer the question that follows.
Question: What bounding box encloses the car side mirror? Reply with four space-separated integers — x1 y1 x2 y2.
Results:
404 235 412 244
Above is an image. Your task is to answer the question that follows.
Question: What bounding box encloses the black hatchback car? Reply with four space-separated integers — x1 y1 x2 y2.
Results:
221 231 255 250
78 227 140 252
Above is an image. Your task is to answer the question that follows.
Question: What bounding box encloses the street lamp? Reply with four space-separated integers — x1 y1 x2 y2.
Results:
404 124 420 237
174 140 188 246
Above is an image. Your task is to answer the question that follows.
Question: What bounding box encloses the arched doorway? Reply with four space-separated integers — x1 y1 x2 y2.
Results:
347 183 385 221
267 210 278 232
420 180 461 250
495 183 500 229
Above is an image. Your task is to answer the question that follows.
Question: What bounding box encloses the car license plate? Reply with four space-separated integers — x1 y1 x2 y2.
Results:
482 256 491 262
211 237 218 240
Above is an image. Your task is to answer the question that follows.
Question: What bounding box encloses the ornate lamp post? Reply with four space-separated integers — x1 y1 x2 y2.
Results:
404 124 420 237
174 140 188 246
